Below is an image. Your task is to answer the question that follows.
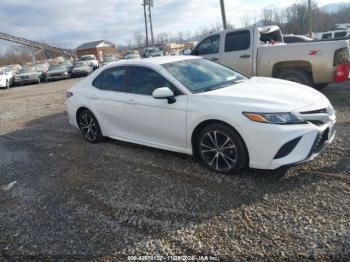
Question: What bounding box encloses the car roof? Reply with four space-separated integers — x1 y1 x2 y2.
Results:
105 55 200 69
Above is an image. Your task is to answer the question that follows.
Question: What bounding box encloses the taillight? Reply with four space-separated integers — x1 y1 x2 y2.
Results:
335 64 349 83
66 91 73 98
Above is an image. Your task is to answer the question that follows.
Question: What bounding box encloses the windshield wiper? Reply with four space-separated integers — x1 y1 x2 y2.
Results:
200 80 244 93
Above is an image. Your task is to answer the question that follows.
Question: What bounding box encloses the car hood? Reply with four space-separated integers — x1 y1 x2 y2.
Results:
203 77 329 112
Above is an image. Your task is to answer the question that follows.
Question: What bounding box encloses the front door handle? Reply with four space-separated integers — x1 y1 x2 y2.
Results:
211 57 218 61
240 54 251 59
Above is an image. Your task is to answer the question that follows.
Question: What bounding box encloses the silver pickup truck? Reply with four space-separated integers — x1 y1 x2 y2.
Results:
185 26 350 88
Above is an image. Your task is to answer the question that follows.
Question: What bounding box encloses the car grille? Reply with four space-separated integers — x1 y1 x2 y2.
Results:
21 75 30 79
50 73 64 77
313 128 329 152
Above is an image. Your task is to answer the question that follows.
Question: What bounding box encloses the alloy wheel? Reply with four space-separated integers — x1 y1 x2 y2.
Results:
79 112 98 142
200 130 237 172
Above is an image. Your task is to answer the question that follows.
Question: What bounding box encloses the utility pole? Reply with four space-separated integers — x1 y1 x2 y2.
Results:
148 0 154 46
220 0 227 30
308 0 312 37
142 0 149 47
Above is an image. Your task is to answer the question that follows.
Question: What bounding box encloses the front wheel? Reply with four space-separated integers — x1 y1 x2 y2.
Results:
196 123 248 174
78 110 103 143
5 80 9 89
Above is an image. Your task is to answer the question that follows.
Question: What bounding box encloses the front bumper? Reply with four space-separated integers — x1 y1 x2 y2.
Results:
0 80 7 87
14 78 39 84
71 71 89 77
46 75 69 80
242 118 336 170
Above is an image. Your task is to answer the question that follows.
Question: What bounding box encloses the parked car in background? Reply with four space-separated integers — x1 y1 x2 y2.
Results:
170 49 178 56
283 34 313 44
13 67 41 85
46 65 70 81
125 54 141 59
71 61 92 77
66 56 336 174
315 29 350 40
143 47 164 58
35 63 49 80
125 50 140 56
0 67 13 89
5 64 22 75
101 54 117 66
79 55 99 70
185 25 350 88
61 60 74 74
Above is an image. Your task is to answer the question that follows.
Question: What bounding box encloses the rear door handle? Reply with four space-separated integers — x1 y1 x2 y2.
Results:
240 54 251 59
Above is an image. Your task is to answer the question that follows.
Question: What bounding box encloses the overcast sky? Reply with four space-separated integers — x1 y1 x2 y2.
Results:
0 0 349 51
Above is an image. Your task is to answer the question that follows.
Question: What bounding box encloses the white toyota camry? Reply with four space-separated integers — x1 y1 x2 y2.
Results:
66 56 336 174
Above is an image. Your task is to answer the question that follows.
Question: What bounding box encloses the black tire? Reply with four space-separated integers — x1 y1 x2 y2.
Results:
78 110 103 143
196 123 248 174
5 80 9 89
278 69 313 86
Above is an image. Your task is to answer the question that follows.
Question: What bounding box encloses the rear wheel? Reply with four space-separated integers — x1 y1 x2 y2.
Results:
196 123 248 174
278 69 313 86
78 110 103 143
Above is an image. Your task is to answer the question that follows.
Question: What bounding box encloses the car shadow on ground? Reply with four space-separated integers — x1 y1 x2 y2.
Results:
0 111 347 258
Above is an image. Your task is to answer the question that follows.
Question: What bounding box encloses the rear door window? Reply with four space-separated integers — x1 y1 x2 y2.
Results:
334 31 347 38
93 67 126 92
225 31 250 52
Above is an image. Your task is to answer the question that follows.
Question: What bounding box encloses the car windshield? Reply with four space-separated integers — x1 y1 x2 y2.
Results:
49 65 66 71
162 58 246 93
126 54 139 59
19 68 36 74
74 62 89 67
80 56 94 61
147 48 158 53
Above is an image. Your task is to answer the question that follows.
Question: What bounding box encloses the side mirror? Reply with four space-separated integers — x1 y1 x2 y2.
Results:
152 87 176 104
182 48 192 55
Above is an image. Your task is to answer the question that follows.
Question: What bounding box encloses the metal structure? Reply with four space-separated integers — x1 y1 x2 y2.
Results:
142 0 149 47
308 0 312 37
148 1 154 45
220 0 227 30
0 32 76 64
141 0 155 47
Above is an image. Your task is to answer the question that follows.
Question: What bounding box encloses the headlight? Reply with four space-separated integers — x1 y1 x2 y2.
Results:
243 112 306 124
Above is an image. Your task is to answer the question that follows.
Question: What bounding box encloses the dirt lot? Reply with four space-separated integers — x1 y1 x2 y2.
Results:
0 79 349 261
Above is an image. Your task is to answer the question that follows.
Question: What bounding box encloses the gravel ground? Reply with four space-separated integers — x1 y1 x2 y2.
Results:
0 79 349 261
